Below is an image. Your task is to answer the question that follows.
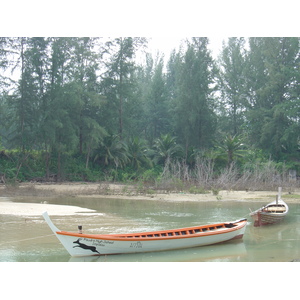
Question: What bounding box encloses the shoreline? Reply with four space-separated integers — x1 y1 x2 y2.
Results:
1 182 300 216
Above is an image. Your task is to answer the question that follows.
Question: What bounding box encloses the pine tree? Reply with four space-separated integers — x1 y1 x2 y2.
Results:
143 54 169 143
218 37 247 135
173 38 217 153
101 37 146 139
245 37 300 159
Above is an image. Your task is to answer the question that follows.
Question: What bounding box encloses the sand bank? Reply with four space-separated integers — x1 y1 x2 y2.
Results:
1 182 299 216
0 199 97 216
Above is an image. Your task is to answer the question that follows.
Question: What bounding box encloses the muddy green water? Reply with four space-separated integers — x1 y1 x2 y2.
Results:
1 197 300 262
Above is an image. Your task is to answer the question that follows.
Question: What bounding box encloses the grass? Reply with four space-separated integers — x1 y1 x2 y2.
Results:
282 193 300 199
189 186 208 194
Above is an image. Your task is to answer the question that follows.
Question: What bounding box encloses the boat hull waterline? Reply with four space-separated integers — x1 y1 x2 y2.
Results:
43 212 247 257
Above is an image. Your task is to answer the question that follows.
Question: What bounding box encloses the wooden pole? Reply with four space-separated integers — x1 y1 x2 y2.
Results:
277 187 282 205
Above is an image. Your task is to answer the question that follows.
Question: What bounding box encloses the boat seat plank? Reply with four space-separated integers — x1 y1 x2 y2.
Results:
264 207 286 212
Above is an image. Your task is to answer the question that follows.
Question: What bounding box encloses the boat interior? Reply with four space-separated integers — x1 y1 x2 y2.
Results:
263 205 286 213
57 219 246 240
110 221 241 239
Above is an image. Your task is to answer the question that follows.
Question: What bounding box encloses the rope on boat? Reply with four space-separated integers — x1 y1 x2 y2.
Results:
241 212 251 219
0 233 55 246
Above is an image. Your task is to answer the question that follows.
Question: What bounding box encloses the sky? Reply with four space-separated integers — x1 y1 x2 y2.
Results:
2 1 298 38
3 0 298 69
1 1 298 81
2 1 298 59
148 37 224 59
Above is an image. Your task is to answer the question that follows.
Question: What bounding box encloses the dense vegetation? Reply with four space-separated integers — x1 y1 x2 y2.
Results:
0 37 299 190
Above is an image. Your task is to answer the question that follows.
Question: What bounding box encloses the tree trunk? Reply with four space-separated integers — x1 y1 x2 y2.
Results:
57 151 61 181
85 145 91 169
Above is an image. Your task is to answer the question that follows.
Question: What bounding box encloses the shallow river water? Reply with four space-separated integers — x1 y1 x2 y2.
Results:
1 196 300 262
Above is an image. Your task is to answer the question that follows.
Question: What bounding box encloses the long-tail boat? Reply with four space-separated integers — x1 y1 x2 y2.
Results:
43 211 247 257
250 187 289 226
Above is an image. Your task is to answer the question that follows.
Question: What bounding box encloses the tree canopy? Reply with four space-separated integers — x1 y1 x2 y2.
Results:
0 37 299 182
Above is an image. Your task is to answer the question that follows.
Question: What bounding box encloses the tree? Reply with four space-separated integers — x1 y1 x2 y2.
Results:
1 38 52 178
44 38 107 174
245 37 300 159
152 134 183 165
0 38 12 147
68 38 106 155
127 137 152 169
7 38 35 151
94 134 129 169
215 134 246 167
172 38 217 152
218 37 247 135
0 37 12 91
102 37 146 139
143 54 169 143
166 49 181 102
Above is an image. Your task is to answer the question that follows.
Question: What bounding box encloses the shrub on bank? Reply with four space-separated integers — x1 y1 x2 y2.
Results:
0 149 299 192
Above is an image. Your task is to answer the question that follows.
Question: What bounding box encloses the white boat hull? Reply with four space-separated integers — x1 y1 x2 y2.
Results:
57 229 245 256
43 212 247 257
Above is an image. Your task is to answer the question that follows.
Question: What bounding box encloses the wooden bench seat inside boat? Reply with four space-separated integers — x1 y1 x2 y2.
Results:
264 206 286 213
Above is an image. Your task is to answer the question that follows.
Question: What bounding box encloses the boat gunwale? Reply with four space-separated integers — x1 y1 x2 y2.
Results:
56 219 247 242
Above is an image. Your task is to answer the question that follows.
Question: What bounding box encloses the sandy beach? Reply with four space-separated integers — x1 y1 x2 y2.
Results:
1 182 299 216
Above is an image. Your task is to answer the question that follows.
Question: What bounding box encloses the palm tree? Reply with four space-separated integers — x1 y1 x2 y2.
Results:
153 134 183 165
185 146 202 167
94 134 129 168
127 137 152 169
215 135 246 166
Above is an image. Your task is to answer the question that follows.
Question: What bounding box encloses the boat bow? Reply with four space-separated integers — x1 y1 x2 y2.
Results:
42 211 60 234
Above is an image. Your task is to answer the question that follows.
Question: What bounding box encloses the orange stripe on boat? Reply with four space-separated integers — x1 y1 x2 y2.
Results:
56 220 247 241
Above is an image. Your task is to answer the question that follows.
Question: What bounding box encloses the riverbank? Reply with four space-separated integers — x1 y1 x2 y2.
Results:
1 182 299 216
1 181 300 201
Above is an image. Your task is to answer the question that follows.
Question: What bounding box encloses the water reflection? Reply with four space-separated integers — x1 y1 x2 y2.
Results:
1 197 300 262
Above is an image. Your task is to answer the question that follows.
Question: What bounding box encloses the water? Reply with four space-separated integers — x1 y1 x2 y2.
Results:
1 197 300 262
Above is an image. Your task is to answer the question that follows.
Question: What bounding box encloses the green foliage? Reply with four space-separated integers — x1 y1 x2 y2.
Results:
172 38 217 149
126 137 152 169
189 185 207 194
214 134 247 167
152 134 183 165
94 134 129 168
140 166 163 183
0 37 300 185
217 37 247 135
244 37 300 160
140 54 170 142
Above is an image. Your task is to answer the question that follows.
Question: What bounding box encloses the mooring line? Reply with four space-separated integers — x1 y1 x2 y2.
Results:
0 234 55 246
244 212 251 219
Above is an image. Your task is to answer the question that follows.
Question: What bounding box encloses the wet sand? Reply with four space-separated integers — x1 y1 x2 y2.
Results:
1 182 299 216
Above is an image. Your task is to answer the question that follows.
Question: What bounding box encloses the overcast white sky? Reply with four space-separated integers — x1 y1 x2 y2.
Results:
1 1 298 63
2 1 298 37
148 37 224 58
3 0 298 67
